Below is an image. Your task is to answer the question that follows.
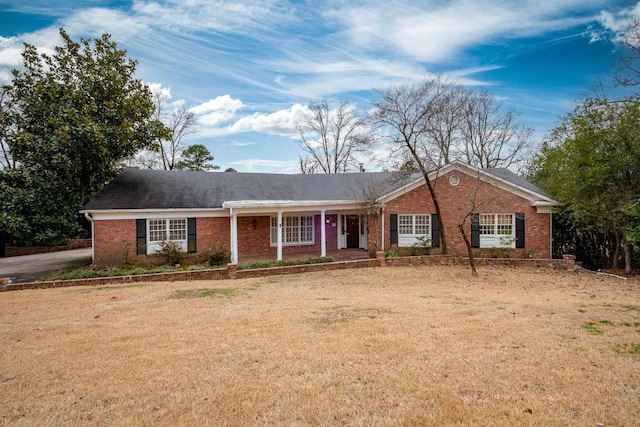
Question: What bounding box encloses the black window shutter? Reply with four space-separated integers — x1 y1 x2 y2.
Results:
136 219 147 255
431 214 440 248
471 214 480 248
390 214 398 245
187 217 197 253
515 213 525 248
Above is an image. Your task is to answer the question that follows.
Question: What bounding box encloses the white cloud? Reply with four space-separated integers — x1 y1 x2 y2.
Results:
598 2 640 43
190 95 245 127
132 0 290 34
60 8 148 40
229 104 310 136
148 82 172 100
331 0 597 63
227 158 298 173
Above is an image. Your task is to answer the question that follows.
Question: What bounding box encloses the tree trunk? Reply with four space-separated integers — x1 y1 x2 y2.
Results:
458 223 477 277
424 174 447 255
623 236 633 275
611 232 620 269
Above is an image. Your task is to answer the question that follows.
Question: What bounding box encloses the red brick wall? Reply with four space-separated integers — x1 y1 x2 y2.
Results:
92 215 338 266
93 217 231 267
376 171 552 258
237 214 337 259
93 219 137 266
4 239 91 257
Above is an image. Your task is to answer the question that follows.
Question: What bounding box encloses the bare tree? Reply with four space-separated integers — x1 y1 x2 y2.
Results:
614 18 640 87
296 99 371 174
151 90 200 170
426 81 471 166
370 77 451 254
461 90 534 171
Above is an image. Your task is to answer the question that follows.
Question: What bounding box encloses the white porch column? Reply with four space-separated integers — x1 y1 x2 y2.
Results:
277 211 283 261
320 209 326 258
230 211 238 263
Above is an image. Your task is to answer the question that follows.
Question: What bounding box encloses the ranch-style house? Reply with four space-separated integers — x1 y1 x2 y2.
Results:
81 162 561 267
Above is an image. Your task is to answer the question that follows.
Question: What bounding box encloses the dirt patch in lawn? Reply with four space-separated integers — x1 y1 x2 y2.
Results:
1 265 639 426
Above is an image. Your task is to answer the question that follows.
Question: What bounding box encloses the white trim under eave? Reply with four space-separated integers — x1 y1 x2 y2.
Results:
83 208 230 220
223 200 364 214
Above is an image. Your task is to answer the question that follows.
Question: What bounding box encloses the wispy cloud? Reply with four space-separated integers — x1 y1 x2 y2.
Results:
597 2 640 43
227 158 298 173
332 0 599 63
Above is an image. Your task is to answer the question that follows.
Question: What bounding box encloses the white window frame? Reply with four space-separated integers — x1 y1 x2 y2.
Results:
397 214 430 247
270 215 314 246
147 218 188 253
479 213 515 248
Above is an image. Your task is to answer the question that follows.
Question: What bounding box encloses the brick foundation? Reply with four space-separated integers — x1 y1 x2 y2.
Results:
4 239 92 257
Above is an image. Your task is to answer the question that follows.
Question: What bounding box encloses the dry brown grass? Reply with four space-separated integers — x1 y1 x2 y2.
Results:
1 265 639 426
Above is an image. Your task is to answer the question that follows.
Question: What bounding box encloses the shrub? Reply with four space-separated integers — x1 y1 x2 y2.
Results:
201 245 232 266
385 250 397 258
411 235 432 255
156 240 184 265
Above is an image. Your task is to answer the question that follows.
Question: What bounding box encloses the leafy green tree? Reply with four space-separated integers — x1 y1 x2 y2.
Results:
175 144 219 171
224 167 237 172
531 94 640 273
1 29 167 246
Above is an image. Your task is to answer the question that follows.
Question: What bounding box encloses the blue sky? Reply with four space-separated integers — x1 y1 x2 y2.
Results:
1 0 639 173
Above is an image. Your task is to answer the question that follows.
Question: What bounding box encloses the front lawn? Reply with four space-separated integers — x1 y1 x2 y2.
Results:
1 266 638 426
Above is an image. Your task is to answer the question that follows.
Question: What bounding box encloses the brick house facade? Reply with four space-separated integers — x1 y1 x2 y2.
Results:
81 163 559 267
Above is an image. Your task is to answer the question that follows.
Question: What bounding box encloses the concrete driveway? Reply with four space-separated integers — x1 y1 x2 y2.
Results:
0 248 92 284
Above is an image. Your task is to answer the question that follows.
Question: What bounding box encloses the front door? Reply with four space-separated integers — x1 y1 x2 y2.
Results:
346 215 360 248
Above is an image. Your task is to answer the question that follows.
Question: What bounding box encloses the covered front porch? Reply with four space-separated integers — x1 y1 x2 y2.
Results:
224 200 376 264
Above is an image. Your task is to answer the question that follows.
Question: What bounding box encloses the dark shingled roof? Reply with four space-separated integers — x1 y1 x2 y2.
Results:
486 167 553 199
82 168 412 210
82 166 553 211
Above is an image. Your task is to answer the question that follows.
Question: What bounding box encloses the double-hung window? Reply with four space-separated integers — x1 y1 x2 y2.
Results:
270 215 314 246
397 214 430 247
148 218 188 252
479 213 515 248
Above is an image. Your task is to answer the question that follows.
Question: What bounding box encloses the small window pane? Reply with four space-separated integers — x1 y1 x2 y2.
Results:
169 219 186 240
398 215 413 235
414 215 430 235
149 219 166 242
496 214 513 235
479 214 494 235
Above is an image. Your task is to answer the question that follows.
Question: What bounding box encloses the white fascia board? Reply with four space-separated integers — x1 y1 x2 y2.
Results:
222 200 363 214
532 200 564 214
82 208 229 221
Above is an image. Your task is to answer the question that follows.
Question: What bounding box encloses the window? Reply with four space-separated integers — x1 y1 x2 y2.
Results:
397 214 430 247
479 214 515 247
270 215 314 245
147 218 187 252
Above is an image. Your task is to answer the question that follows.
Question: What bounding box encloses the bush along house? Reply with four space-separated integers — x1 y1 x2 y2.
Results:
80 162 561 266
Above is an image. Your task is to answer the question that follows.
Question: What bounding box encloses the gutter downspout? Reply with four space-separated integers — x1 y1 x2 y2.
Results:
381 206 385 251
84 212 94 264
550 211 553 259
